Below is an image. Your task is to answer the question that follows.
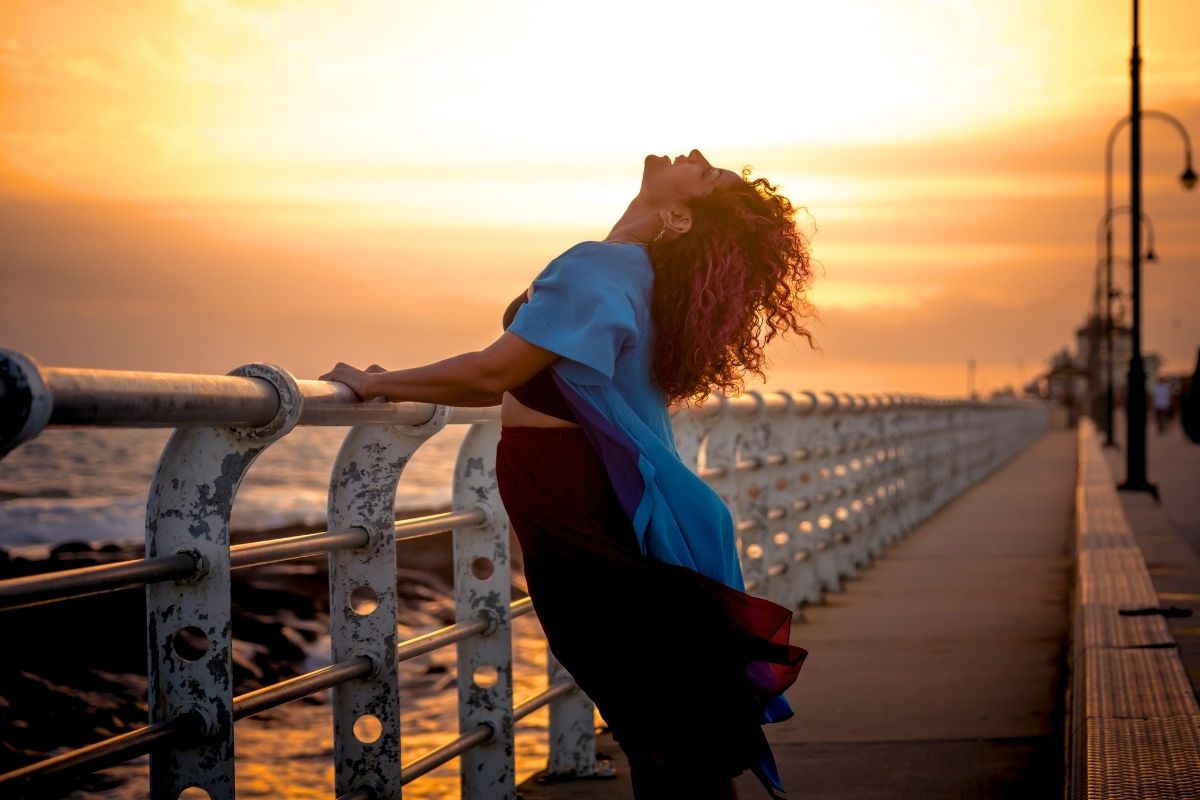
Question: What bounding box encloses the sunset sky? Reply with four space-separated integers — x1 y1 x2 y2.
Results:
2 0 1198 396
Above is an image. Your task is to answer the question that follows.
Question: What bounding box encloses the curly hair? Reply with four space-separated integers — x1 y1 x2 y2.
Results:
648 170 816 405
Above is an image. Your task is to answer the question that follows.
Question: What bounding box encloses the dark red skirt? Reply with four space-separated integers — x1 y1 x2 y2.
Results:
495 425 806 798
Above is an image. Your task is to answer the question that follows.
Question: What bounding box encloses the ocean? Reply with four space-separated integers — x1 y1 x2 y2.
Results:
0 425 470 551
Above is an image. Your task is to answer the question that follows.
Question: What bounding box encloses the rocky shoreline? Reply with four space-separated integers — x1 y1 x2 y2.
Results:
0 508 514 794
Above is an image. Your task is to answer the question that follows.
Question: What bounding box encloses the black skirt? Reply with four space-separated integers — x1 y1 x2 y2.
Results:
495 425 806 799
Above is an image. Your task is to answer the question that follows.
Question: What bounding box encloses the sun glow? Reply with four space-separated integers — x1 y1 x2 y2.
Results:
8 0 1188 206
2 0 1199 396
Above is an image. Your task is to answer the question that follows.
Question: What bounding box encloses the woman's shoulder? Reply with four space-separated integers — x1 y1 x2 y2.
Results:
549 241 653 289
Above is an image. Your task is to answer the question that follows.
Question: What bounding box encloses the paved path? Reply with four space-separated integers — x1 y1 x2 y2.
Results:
1104 414 1200 701
518 430 1076 799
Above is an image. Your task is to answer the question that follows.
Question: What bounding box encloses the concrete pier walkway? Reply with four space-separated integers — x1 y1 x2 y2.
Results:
518 429 1077 800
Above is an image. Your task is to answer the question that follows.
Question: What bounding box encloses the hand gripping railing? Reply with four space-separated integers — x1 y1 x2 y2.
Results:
0 349 1050 798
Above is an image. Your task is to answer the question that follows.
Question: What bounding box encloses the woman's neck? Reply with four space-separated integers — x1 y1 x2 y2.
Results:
605 197 660 245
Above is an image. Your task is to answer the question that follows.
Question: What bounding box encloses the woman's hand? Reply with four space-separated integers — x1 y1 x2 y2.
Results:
318 362 388 401
316 335 558 406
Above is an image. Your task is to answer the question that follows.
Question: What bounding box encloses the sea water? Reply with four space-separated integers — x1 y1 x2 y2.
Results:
0 426 469 549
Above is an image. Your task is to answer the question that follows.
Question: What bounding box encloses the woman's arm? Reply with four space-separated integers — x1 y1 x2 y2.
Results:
319 332 560 405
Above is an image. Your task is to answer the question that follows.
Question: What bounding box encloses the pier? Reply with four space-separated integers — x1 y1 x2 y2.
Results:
1 351 1198 799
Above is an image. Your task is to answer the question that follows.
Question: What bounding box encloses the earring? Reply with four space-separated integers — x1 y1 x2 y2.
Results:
653 224 667 244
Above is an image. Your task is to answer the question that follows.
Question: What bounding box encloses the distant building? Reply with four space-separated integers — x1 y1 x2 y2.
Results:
1073 311 1161 406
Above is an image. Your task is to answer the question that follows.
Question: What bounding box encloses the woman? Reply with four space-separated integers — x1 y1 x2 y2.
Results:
321 149 815 798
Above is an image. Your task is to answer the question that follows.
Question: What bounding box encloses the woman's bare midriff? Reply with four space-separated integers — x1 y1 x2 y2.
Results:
500 392 580 428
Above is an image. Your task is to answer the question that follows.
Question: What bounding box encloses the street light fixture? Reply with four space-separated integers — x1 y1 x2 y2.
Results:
1181 165 1198 190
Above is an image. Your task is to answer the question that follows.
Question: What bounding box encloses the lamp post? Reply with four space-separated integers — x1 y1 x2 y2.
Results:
1103 115 1193 448
1095 207 1157 440
1104 0 1195 484
1089 253 1142 436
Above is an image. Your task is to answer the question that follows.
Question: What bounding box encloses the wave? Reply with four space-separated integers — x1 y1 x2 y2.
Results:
0 425 469 548
0 484 454 549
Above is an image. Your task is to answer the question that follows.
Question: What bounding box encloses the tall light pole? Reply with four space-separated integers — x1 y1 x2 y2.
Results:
1103 114 1194 449
1122 0 1152 495
1095 207 1157 441
1105 1 1195 487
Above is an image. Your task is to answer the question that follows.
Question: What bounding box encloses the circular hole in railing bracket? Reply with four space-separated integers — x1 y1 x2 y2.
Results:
349 585 379 616
172 626 211 662
178 787 212 800
471 557 495 581
472 664 499 689
353 713 383 744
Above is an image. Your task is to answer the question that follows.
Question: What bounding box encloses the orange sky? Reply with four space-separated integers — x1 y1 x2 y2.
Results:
2 0 1199 396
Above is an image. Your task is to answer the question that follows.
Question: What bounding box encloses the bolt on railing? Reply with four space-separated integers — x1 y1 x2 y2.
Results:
0 349 1048 798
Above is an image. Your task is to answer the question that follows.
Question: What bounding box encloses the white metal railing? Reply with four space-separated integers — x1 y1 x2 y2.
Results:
0 350 1048 799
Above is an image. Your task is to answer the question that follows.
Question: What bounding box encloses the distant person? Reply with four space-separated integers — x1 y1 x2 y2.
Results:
322 150 814 799
1152 377 1173 435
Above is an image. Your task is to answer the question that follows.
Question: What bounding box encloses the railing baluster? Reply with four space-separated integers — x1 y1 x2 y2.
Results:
326 404 453 799
451 420 516 799
144 363 303 800
546 649 605 777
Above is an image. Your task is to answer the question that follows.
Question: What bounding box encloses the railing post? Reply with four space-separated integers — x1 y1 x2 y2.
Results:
784 391 824 606
834 393 869 573
546 650 603 776
803 392 840 592
326 404 452 799
144 363 302 800
871 395 901 549
818 392 855 582
451 420 516 799
732 392 771 596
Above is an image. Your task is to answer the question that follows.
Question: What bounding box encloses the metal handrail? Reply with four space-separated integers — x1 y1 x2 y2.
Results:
0 714 199 794
12 364 499 429
0 551 198 611
395 680 575 788
233 657 374 721
0 510 490 611
400 724 493 785
396 598 533 663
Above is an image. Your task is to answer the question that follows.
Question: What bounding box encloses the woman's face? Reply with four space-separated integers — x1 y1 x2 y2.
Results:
641 149 742 203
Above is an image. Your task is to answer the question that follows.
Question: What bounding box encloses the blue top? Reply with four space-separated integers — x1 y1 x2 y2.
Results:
504 241 746 587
